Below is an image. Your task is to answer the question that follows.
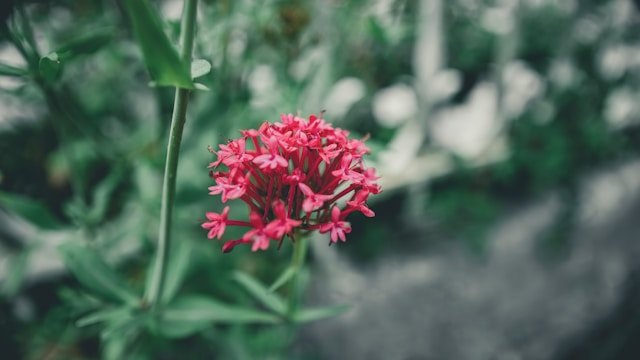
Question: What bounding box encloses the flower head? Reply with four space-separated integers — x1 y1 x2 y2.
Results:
202 113 381 252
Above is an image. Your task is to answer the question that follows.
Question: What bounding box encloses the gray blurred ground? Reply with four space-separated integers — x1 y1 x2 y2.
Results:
303 159 640 360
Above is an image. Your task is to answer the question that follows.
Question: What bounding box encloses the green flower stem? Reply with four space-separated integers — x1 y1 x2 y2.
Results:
145 0 198 309
287 234 309 320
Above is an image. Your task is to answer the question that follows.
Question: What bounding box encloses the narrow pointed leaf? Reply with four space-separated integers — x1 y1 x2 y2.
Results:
76 307 131 327
193 82 210 91
165 295 281 323
0 63 28 77
294 304 350 323
86 166 125 224
268 266 296 292
157 295 281 338
55 28 113 59
0 191 62 229
232 271 286 315
122 0 193 88
103 336 128 360
101 312 145 341
144 238 191 304
1 249 31 296
58 243 139 305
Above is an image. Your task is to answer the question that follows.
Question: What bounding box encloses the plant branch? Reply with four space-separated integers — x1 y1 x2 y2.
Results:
286 233 308 320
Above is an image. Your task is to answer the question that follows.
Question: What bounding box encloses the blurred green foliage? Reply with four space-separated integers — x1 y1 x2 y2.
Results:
0 0 639 358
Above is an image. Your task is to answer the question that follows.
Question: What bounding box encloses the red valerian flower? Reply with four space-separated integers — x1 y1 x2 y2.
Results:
319 206 352 243
201 206 229 239
202 113 381 252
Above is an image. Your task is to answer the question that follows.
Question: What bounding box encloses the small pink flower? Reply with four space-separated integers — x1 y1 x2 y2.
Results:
243 212 272 251
346 190 375 217
298 183 332 213
252 137 288 170
265 200 302 239
331 154 361 182
345 138 370 157
319 206 352 243
208 169 248 202
353 167 382 194
317 143 342 164
201 206 230 239
283 168 306 185
212 138 253 167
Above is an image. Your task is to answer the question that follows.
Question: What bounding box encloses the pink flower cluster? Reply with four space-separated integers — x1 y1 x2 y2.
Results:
202 114 381 252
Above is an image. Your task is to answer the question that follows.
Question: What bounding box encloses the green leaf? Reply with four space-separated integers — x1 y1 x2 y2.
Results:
122 0 193 88
156 295 281 338
1 248 31 296
58 286 103 312
191 59 211 79
161 241 191 304
99 310 144 359
58 243 139 306
164 295 281 323
55 28 113 59
144 238 191 305
76 306 132 327
101 312 145 341
102 335 128 360
0 63 28 77
367 16 388 44
268 266 296 292
86 166 125 225
39 52 62 83
232 271 286 315
294 304 350 323
193 82 210 91
0 191 62 229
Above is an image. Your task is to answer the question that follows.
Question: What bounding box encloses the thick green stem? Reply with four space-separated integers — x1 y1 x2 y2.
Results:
287 235 308 319
145 0 198 308
291 235 308 270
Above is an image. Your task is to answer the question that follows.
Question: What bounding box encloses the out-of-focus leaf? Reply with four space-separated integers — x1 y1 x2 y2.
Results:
193 82 210 91
58 243 139 306
0 191 62 229
39 52 62 82
1 248 31 296
164 295 281 323
161 240 191 304
86 166 125 225
65 166 123 227
100 312 145 340
103 335 128 360
367 16 388 44
268 266 296 292
0 63 28 77
144 239 191 305
99 309 144 359
191 59 211 79
156 295 280 338
232 271 286 315
122 0 193 88
133 160 162 208
55 28 113 59
294 304 350 323
58 287 103 311
76 306 132 327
